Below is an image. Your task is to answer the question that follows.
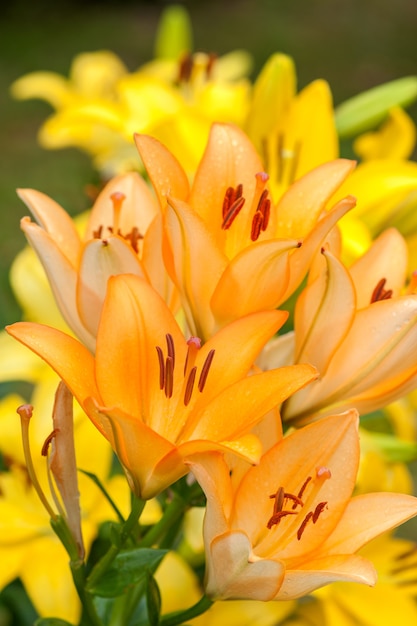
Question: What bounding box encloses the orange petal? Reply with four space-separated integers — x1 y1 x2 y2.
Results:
206 530 285 601
234 411 359 561
274 159 356 239
189 123 264 231
210 239 298 328
20 218 95 349
317 492 417 555
134 133 190 209
17 189 81 266
77 237 146 337
185 364 317 442
95 274 187 427
6 322 98 405
165 197 228 338
273 554 376 600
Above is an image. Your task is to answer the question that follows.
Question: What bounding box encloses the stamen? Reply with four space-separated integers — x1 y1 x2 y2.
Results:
165 356 174 399
178 52 193 83
124 226 143 254
184 336 201 377
184 366 197 406
267 510 298 529
251 211 263 241
371 278 393 303
198 349 215 392
110 191 126 235
92 224 103 239
156 346 165 390
295 475 312 507
297 511 313 540
41 429 59 457
312 501 328 523
166 333 175 369
16 404 56 518
270 486 285 514
206 52 217 79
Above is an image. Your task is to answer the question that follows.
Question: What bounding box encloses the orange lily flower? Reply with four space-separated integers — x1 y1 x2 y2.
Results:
135 123 356 338
188 411 417 601
7 275 317 499
262 229 417 424
17 172 173 350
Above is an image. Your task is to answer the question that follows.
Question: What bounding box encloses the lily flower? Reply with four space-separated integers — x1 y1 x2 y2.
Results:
188 411 417 601
17 171 173 350
7 274 317 499
135 123 356 338
261 229 417 424
10 8 252 177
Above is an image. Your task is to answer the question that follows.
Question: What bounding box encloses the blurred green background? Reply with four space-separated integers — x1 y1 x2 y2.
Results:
1 0 417 329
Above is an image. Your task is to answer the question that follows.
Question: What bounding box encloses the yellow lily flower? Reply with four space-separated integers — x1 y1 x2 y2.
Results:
135 123 356 338
260 229 417 424
354 106 417 161
246 53 338 202
6 274 317 499
188 412 417 602
11 7 252 177
17 171 172 350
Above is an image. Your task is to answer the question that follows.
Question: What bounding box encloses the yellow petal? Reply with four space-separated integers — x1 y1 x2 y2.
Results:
354 106 416 161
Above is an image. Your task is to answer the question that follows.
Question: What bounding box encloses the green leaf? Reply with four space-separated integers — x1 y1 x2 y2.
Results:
335 76 417 138
146 573 162 626
87 548 167 598
34 617 73 626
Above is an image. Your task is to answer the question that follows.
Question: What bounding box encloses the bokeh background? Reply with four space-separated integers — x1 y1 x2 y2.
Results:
1 0 417 331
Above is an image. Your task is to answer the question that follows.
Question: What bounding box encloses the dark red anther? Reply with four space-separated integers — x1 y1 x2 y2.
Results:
184 366 197 406
166 334 175 369
312 501 328 523
267 509 298 529
260 198 271 231
165 356 174 399
41 429 60 457
270 486 285 514
297 511 313 540
293 476 312 509
198 349 215 392
92 225 103 239
156 346 165 390
206 52 217 79
222 197 246 230
251 211 263 241
371 278 393 303
179 52 193 82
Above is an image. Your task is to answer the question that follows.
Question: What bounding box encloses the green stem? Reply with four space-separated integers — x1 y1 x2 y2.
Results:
139 493 186 548
160 595 213 626
70 559 103 626
87 495 145 589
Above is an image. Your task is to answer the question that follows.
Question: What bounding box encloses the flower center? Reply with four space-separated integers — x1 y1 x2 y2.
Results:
156 334 215 406
221 172 271 241
92 192 143 253
266 466 331 541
